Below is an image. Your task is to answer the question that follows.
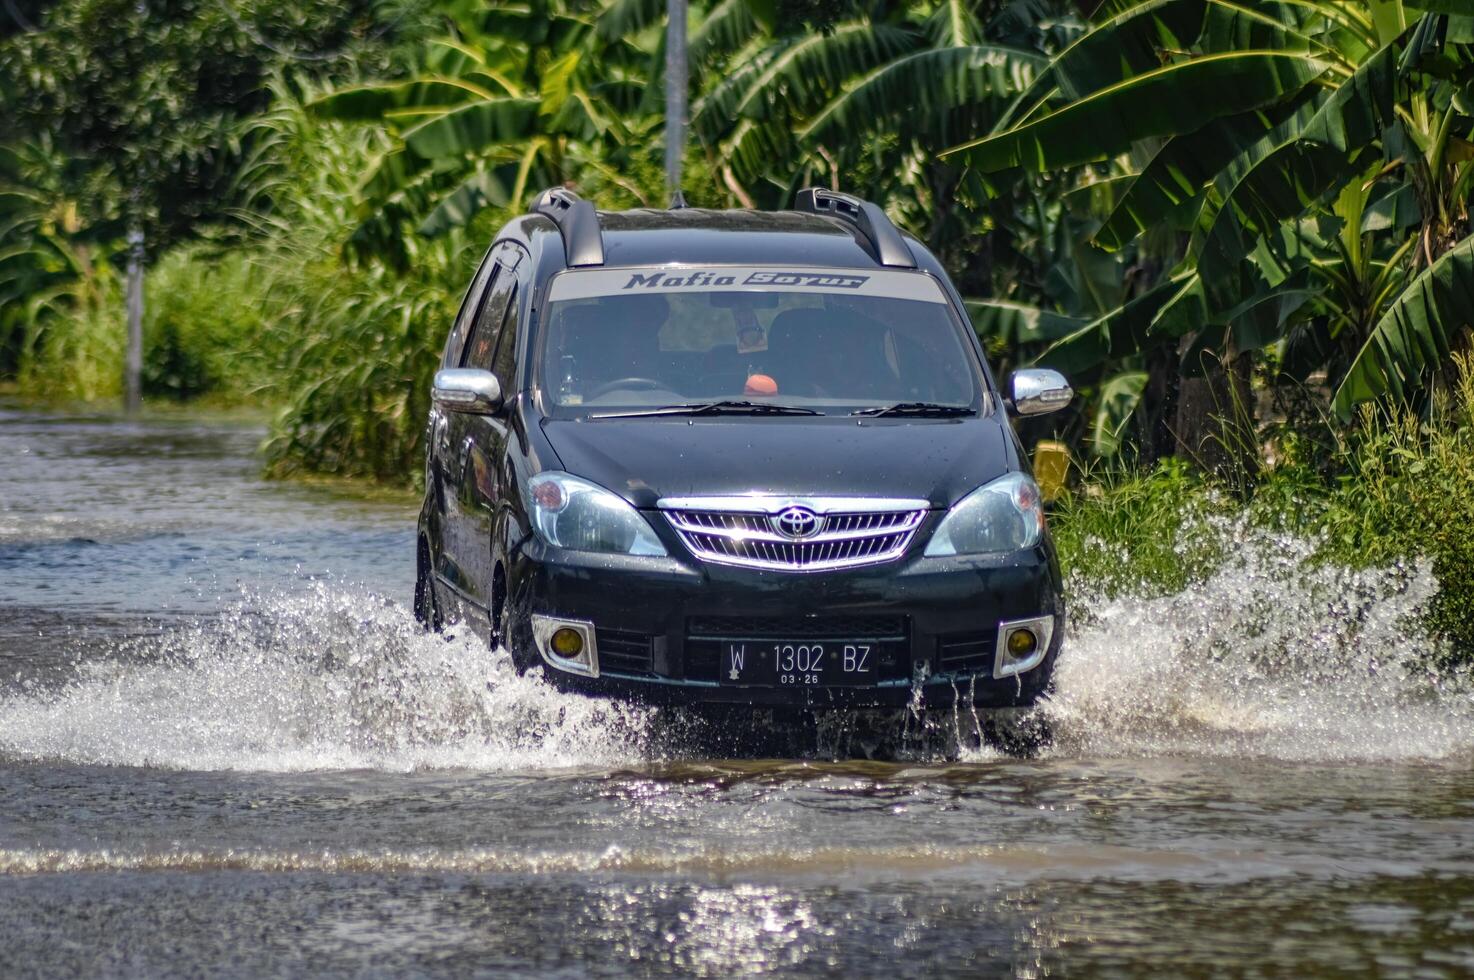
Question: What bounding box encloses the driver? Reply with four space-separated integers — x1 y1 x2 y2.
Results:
561 293 671 397
601 292 670 388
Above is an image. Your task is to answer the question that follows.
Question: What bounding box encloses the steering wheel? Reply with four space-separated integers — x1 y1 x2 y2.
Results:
586 377 670 400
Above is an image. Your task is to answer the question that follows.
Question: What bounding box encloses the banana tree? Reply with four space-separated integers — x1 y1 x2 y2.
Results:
686 3 1072 224
0 139 121 375
307 0 664 264
942 0 1474 445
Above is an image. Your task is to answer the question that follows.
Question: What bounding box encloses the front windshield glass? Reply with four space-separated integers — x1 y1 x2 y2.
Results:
537 266 981 416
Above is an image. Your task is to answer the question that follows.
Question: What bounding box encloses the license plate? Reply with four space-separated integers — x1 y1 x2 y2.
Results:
720 640 878 687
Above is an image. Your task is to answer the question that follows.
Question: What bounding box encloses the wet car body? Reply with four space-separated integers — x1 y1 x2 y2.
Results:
417 189 1069 709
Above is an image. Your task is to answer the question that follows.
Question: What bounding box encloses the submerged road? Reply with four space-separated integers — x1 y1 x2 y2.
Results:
1 404 1472 977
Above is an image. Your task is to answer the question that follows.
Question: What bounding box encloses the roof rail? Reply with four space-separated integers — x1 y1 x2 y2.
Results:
532 186 604 267
794 188 915 269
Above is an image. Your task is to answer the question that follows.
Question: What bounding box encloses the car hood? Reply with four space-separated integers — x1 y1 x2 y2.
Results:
539 416 1011 510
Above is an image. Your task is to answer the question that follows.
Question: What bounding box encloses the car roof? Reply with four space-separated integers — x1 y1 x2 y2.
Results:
593 208 887 269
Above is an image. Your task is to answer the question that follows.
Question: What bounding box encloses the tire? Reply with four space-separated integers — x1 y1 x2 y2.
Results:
504 608 537 674
414 537 441 632
980 707 1053 756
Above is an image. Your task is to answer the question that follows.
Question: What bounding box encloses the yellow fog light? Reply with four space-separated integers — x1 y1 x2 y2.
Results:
551 627 584 658
1006 628 1038 658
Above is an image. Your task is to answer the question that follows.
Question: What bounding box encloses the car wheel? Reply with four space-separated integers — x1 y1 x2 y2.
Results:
414 537 441 632
980 707 1053 756
503 606 537 674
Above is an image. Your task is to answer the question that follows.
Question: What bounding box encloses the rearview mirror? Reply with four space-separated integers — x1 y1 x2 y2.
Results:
432 368 503 415
1009 368 1072 417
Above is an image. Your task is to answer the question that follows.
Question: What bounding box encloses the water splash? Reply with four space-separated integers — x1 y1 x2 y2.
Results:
1042 521 1474 762
0 583 653 772
2 524 1472 771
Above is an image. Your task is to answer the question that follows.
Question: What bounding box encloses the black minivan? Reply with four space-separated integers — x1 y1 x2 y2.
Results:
416 187 1072 710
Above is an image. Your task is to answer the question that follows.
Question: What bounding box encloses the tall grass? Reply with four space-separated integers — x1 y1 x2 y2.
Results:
1317 354 1474 664
1052 353 1474 664
234 88 485 482
15 260 124 402
258 245 465 482
1049 458 1230 599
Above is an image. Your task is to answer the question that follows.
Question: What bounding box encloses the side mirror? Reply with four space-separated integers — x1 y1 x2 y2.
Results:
433 368 503 415
1009 368 1073 417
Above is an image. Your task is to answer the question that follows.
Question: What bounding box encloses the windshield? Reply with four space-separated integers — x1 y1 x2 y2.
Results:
536 266 982 417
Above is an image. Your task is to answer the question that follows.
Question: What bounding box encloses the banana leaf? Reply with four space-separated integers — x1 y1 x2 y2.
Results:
595 0 664 40
947 52 1326 173
1190 38 1400 289
1092 370 1150 457
1094 98 1313 251
307 80 493 123
1037 275 1188 373
416 165 519 238
691 0 760 61
800 46 1041 146
402 99 541 159
734 23 917 122
966 299 1086 345
1332 234 1474 417
996 0 1211 131
997 0 1313 132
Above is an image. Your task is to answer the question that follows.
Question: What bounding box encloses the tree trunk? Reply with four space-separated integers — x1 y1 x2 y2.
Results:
124 227 144 414
664 0 688 201
1173 341 1257 492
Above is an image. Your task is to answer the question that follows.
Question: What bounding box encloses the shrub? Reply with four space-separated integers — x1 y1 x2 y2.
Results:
16 270 125 402
141 247 274 401
258 242 466 484
1050 355 1474 666
1317 354 1474 665
1049 457 1230 601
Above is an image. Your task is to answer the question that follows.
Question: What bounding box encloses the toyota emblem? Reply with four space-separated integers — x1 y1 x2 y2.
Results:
773 506 823 539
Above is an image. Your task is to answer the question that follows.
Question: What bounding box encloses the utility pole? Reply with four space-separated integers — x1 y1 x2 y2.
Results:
665 0 688 200
124 226 144 414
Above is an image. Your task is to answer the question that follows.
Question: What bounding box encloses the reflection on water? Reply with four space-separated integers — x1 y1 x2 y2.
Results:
2 404 1473 976
9 869 1466 977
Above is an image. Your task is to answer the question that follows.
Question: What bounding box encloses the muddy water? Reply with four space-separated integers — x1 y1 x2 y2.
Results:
2 405 1473 977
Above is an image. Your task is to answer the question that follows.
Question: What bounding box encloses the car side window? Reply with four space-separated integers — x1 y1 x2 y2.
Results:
461 253 518 371
443 249 499 368
489 283 520 389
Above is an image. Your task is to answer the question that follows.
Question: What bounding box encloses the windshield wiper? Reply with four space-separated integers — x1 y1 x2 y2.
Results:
589 400 823 419
850 402 975 418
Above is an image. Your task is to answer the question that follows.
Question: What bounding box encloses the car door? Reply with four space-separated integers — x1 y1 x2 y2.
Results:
441 241 523 624
429 246 498 602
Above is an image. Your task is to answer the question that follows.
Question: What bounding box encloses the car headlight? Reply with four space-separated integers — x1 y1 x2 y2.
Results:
524 471 667 556
924 472 1044 557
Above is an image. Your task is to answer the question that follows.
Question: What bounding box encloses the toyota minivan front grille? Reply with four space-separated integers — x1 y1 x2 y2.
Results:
657 496 929 572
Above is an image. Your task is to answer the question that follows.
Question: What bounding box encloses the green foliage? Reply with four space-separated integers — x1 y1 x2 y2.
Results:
957 0 1474 455
6 0 1474 547
237 85 480 481
303 0 668 260
1050 458 1229 598
952 52 1328 172
1333 233 1474 415
260 243 465 482
1053 353 1474 664
0 0 417 245
15 270 125 402
141 248 276 401
16 245 275 403
1318 353 1474 662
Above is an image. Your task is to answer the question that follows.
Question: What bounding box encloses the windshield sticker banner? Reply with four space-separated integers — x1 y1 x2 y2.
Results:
548 266 947 303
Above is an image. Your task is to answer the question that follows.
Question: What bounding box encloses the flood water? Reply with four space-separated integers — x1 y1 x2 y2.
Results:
2 404 1473 977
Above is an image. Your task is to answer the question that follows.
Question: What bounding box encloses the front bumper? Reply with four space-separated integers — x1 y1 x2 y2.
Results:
508 524 1065 708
